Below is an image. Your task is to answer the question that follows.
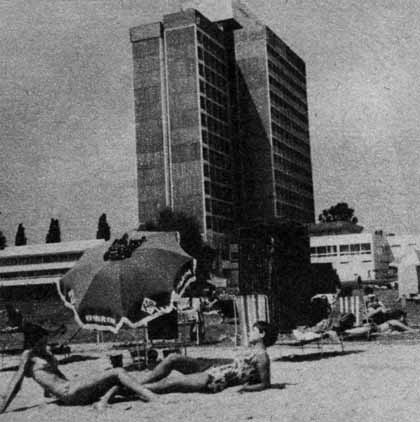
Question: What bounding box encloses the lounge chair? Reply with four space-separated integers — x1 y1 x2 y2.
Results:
234 295 270 346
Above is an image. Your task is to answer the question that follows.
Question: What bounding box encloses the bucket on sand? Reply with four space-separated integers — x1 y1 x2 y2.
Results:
109 353 123 368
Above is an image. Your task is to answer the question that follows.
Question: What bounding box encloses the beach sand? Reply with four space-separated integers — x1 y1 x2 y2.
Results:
1 339 420 422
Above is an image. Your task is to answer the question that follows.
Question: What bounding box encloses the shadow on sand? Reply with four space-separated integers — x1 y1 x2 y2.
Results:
274 350 365 362
0 354 99 372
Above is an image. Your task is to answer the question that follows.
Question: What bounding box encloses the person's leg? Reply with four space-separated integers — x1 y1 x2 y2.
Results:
140 354 205 385
143 372 210 394
64 368 155 405
94 385 120 411
386 319 415 332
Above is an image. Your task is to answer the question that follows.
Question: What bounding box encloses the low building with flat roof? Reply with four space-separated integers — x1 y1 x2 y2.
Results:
0 239 104 287
310 231 395 285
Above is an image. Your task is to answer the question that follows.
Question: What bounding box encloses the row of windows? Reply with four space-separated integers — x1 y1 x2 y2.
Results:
201 113 229 137
275 171 313 196
0 253 82 267
276 187 312 209
271 105 308 135
197 30 225 59
199 64 227 89
276 182 312 202
274 166 312 188
206 215 234 233
203 149 231 170
273 142 310 167
204 164 231 184
0 268 67 279
200 96 228 122
276 202 312 221
202 130 230 155
271 107 309 138
272 126 310 156
270 92 308 125
267 31 306 74
267 45 306 83
268 60 307 98
205 181 233 201
273 154 312 179
205 198 233 218
272 121 308 147
269 75 307 111
273 136 309 164
198 47 227 77
310 243 372 258
199 80 227 106
205 198 235 217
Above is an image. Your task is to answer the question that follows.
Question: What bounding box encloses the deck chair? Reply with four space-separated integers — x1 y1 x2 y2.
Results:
278 295 345 352
234 295 270 346
338 296 363 326
129 308 197 368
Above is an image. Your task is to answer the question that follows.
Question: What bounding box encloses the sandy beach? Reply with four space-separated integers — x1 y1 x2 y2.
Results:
1 337 420 422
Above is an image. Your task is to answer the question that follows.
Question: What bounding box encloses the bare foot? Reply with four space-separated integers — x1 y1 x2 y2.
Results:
93 401 110 412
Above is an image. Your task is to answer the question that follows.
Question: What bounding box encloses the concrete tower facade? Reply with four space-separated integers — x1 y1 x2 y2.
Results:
130 2 314 249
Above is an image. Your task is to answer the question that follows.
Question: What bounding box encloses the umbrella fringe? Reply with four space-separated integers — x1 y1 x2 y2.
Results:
56 280 178 333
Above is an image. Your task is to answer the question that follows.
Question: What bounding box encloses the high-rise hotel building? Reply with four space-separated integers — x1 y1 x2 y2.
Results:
130 1 314 248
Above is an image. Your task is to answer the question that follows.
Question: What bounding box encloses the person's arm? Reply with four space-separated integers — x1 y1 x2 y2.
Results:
0 349 31 413
238 353 271 393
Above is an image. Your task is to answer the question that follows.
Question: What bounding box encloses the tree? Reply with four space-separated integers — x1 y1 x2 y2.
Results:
139 208 215 284
46 218 61 243
96 213 111 241
15 223 27 246
0 230 6 250
318 202 358 224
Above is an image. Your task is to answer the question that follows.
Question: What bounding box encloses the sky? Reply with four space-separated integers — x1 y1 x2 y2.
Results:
1 0 420 244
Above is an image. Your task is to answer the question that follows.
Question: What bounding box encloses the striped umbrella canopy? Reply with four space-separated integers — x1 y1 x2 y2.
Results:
57 231 196 333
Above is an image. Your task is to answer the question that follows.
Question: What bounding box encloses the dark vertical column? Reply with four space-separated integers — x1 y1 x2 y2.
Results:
130 23 167 224
235 26 275 225
164 14 204 230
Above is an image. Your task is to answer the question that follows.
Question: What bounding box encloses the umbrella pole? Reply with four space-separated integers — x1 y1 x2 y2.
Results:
135 328 141 370
144 325 149 367
233 298 238 347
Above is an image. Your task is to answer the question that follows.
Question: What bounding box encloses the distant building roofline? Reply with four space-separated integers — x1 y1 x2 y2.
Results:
309 222 364 236
0 239 105 258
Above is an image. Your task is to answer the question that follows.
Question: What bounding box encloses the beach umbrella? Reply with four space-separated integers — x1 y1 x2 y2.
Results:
57 231 196 333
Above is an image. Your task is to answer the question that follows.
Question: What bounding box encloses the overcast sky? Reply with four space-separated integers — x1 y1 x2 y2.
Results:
1 0 419 244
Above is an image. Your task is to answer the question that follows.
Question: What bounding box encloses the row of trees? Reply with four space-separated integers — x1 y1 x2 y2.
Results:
0 202 358 250
0 213 112 249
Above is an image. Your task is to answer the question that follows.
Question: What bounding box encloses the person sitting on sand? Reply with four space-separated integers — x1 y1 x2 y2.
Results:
0 323 155 414
96 321 277 409
366 295 388 323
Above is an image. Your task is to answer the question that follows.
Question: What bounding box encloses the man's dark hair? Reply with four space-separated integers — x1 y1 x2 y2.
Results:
254 321 278 347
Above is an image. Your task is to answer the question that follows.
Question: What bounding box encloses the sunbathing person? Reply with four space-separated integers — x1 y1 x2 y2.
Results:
375 319 415 333
96 321 277 409
343 318 415 339
0 323 155 414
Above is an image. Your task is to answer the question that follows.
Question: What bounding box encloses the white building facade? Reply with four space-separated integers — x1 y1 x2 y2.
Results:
310 231 394 285
0 239 104 287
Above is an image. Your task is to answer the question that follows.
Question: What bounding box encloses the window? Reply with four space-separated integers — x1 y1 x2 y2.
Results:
340 245 350 255
350 244 360 255
360 243 371 254
311 245 337 257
